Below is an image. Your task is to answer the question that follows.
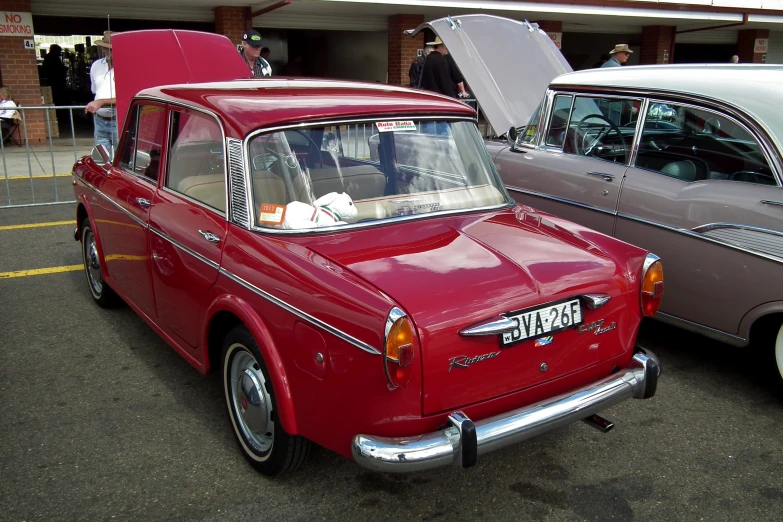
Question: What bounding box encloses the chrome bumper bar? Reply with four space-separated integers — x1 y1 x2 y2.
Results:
352 350 659 473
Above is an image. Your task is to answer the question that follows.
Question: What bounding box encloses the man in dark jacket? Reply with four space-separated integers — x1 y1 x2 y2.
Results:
419 37 468 99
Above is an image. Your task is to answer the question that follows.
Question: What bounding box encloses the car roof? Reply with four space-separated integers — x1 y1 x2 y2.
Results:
136 78 477 138
550 64 783 152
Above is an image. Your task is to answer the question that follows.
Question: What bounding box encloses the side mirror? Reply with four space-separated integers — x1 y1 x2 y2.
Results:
90 144 112 171
506 126 518 148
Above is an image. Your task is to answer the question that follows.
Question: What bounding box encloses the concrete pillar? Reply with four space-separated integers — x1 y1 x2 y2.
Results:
214 6 251 47
737 29 769 64
388 14 423 86
0 0 46 142
640 26 675 65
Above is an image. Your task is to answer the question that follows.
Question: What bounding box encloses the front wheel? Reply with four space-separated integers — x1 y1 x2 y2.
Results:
222 325 310 476
80 217 119 307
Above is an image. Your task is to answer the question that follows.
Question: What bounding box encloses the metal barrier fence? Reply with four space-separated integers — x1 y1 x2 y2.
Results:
1 105 92 209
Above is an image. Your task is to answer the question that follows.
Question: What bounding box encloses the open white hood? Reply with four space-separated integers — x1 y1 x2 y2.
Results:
410 15 572 136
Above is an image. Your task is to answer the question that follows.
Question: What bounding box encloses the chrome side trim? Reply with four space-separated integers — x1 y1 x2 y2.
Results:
761 200 783 207
77 178 148 229
227 138 250 228
148 226 220 270
655 312 747 347
693 222 783 239
506 186 617 216
617 212 783 266
219 268 381 356
459 316 517 337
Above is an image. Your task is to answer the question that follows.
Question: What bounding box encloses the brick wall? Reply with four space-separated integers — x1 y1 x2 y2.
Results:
214 6 250 47
388 14 424 86
640 26 675 65
737 29 769 64
0 0 46 142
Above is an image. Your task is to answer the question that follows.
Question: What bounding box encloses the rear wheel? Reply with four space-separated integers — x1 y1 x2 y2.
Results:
221 325 310 476
80 217 118 307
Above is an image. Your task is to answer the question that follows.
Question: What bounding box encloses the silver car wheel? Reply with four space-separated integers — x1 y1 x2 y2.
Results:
82 228 103 296
228 346 274 455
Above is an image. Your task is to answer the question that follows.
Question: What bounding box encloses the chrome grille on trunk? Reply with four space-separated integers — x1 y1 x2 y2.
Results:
227 138 250 228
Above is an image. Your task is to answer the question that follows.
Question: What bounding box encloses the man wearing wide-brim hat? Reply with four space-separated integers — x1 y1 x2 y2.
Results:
86 31 118 154
602 44 633 68
419 35 468 99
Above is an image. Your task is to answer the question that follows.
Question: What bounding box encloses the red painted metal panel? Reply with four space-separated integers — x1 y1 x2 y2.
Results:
112 30 251 133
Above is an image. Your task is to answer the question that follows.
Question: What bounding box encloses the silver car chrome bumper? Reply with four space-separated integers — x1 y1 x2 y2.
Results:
352 350 659 473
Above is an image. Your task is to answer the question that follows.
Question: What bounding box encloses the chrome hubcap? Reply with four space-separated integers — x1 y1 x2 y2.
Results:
230 349 273 453
775 323 783 380
83 229 103 295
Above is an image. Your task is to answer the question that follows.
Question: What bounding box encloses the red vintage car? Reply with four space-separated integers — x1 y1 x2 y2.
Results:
72 30 662 476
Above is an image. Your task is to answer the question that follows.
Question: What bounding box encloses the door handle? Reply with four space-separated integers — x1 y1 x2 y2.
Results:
198 230 221 243
761 200 783 207
135 197 151 208
587 172 614 182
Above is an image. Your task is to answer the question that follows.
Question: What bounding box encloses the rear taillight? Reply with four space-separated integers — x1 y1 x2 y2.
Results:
384 307 416 389
641 254 664 317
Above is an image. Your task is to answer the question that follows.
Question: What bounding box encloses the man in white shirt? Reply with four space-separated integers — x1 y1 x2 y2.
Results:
86 31 118 154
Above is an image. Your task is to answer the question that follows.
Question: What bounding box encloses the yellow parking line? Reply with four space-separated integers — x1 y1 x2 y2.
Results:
0 220 75 231
0 264 82 279
5 173 72 180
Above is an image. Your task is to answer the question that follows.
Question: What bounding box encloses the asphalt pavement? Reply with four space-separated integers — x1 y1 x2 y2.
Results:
1 204 782 521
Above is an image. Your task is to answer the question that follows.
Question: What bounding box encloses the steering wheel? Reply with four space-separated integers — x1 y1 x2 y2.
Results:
575 113 627 164
288 129 324 169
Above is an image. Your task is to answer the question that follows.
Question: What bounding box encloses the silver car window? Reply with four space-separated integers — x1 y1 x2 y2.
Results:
559 95 640 166
635 102 777 186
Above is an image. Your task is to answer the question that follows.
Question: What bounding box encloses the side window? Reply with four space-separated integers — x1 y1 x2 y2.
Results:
117 103 166 182
636 102 776 186
544 94 573 147
166 110 226 212
562 96 639 165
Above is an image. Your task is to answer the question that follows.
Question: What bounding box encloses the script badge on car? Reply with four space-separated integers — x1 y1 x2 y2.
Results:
501 299 583 347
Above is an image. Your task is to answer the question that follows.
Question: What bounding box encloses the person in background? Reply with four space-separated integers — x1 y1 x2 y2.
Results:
260 47 273 76
409 45 433 87
730 55 740 63
42 44 69 132
602 44 633 68
419 36 469 98
0 86 18 136
86 31 118 154
239 30 271 77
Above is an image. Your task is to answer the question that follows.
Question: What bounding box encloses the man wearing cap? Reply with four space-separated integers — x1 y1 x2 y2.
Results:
602 44 633 68
240 30 272 77
86 31 118 153
419 36 468 98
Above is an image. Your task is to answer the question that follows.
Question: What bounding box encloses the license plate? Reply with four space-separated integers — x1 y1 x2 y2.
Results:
501 298 583 347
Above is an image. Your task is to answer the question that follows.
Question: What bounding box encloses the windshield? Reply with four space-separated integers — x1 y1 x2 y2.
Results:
246 120 510 230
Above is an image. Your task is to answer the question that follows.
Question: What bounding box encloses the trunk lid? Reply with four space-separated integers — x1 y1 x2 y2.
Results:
303 210 637 415
410 15 572 136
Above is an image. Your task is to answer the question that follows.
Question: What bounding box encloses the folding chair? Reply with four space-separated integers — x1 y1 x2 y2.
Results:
1 110 23 147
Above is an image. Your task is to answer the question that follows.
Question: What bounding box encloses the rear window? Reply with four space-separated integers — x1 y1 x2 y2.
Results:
246 119 509 230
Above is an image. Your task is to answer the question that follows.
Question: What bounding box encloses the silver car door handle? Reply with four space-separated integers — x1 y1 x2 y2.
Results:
587 172 615 182
135 197 151 208
761 200 783 207
198 230 221 243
